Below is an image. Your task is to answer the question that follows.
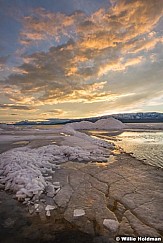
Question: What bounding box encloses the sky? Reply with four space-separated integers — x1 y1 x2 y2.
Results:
0 0 163 122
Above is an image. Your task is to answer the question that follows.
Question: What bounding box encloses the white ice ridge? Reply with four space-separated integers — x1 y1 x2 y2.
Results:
0 142 110 200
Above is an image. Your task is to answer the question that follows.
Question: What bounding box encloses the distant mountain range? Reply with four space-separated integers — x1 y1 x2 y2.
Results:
12 112 163 126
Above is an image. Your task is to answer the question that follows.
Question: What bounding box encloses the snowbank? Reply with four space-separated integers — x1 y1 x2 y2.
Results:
63 117 126 131
0 146 56 200
0 124 19 130
94 118 126 130
0 141 110 200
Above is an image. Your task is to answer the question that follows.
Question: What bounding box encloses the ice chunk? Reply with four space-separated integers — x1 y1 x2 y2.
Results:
73 209 85 217
103 219 119 232
46 210 51 217
45 205 56 211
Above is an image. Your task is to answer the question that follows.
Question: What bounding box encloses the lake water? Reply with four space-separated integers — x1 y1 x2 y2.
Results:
90 130 163 168
113 131 163 168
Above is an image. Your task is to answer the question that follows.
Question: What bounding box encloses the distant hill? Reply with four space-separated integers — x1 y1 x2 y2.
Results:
12 112 163 126
14 119 70 126
112 112 163 123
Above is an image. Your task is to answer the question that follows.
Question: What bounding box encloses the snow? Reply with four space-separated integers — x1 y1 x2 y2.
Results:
0 142 110 200
63 117 126 130
94 118 126 130
0 134 61 144
0 124 20 130
0 117 125 204
0 146 55 200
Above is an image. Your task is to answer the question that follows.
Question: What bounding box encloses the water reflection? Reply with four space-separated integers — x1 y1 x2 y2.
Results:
90 130 163 168
116 131 163 168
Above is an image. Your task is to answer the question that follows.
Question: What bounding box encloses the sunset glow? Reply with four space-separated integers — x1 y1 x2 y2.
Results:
0 0 163 122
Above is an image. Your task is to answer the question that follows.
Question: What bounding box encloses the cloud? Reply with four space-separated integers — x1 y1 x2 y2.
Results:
19 1 163 52
98 56 144 76
123 35 163 54
20 8 86 45
33 109 66 120
1 0 163 116
44 109 65 115
35 81 110 104
0 104 36 110
0 55 9 72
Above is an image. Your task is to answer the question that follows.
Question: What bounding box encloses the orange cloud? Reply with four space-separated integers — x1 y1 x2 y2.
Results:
124 56 143 67
98 56 143 76
34 81 109 105
20 8 85 45
2 0 163 114
123 37 163 54
80 37 116 50
66 66 78 76
40 109 65 117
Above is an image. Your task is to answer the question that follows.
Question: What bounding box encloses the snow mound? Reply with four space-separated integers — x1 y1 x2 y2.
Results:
94 118 126 130
68 121 94 130
61 123 113 149
63 117 126 130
